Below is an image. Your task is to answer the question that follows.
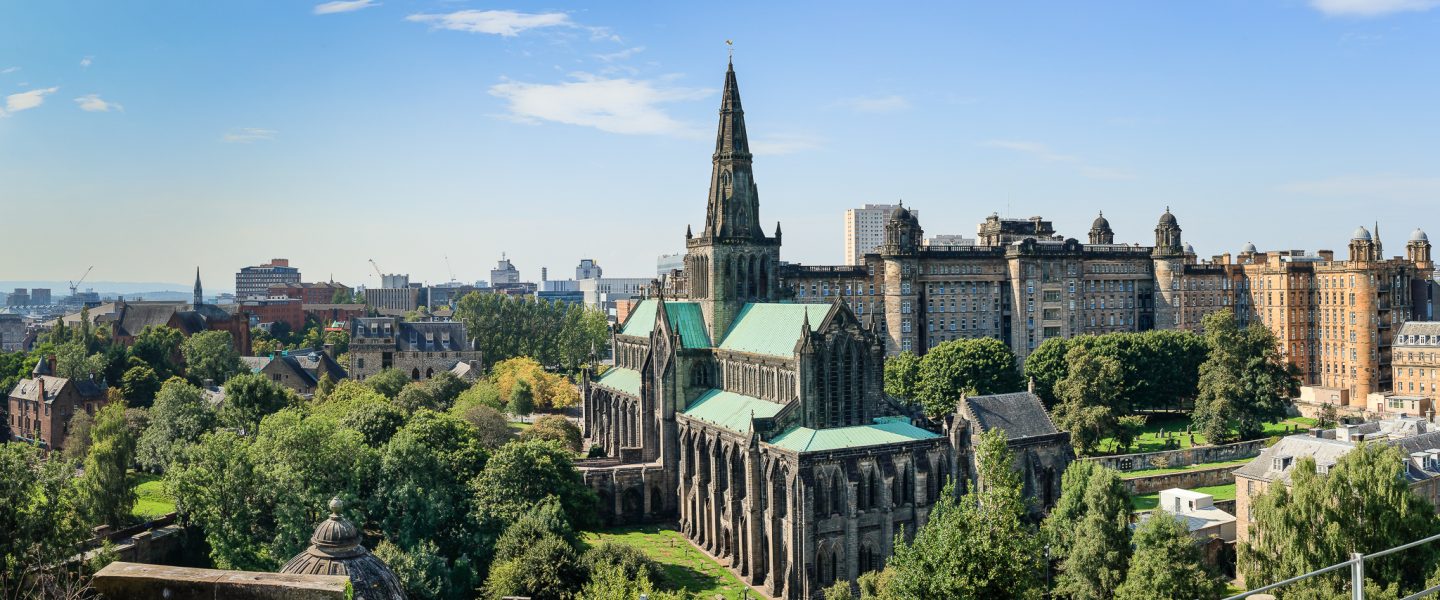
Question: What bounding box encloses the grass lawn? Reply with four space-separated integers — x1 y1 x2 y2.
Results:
1119 457 1253 480
1131 483 1237 512
586 524 762 599
1097 414 1318 455
508 420 532 431
129 472 175 519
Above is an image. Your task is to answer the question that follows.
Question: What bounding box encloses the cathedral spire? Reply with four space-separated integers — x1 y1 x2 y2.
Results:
703 59 761 240
193 267 203 307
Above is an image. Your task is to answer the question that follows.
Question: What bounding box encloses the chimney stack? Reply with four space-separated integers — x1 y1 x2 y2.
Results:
324 343 336 360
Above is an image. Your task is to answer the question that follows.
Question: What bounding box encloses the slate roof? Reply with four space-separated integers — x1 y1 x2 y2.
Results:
115 303 186 337
594 367 642 397
9 376 106 404
396 321 470 352
1396 322 1440 347
681 388 786 434
1235 422 1440 484
961 392 1060 440
717 303 832 358
767 419 941 454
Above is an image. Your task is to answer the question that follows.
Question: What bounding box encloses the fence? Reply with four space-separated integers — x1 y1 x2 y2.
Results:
1225 531 1440 600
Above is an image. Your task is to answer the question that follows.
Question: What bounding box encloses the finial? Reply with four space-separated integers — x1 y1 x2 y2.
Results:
1098 210 1103 217
328 496 344 516
726 39 734 62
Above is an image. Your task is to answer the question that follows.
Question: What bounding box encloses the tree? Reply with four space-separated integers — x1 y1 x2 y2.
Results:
491 356 580 411
1051 346 1123 456
167 430 270 570
0 443 88 599
522 415 582 452
1318 400 1339 429
182 330 243 386
456 403 516 449
218 372 296 431
471 439 597 535
121 364 162 407
886 428 1043 599
377 411 487 562
914 338 1024 418
366 368 411 399
131 325 185 380
509 379 535 417
455 293 609 371
1051 466 1131 600
1113 415 1147 455
581 542 665 591
76 400 138 528
374 539 478 600
1023 337 1071 407
54 341 105 381
580 564 666 600
454 380 507 412
883 351 921 405
61 410 95 462
1240 443 1440 594
483 532 583 600
1194 309 1298 443
397 383 440 412
312 380 408 446
137 378 216 472
1114 512 1224 600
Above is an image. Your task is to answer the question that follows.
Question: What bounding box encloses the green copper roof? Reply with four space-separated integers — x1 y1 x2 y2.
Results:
619 300 659 338
618 300 711 349
767 420 941 454
682 388 786 434
717 303 831 358
594 367 641 397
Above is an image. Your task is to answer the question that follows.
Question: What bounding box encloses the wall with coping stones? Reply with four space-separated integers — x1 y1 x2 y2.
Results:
1085 439 1266 474
1123 464 1239 495
92 562 351 600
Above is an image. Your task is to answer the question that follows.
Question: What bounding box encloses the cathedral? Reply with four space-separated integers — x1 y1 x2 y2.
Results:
579 60 1074 599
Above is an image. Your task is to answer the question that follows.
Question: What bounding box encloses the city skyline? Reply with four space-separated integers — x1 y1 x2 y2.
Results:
3 1 1439 285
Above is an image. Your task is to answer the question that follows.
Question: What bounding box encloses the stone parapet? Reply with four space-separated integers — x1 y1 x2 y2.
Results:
92 562 351 600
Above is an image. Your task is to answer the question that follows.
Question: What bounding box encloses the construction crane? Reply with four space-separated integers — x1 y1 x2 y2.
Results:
69 266 94 298
368 259 385 280
444 255 457 284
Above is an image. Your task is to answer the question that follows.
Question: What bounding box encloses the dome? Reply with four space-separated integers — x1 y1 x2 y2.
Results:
1411 228 1429 243
1184 243 1196 254
281 498 407 600
889 204 912 221
1091 212 1111 230
1352 226 1372 241
1243 242 1257 253
1158 209 1178 227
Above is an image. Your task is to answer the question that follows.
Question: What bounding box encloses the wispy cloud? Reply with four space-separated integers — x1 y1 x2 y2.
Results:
1278 174 1440 199
406 10 573 36
222 128 278 143
489 73 710 137
982 139 1134 180
0 67 18 75
833 94 910 113
80 56 93 68
750 133 825 156
4 87 59 114
595 46 644 62
314 0 378 15
75 94 122 112
1310 0 1440 16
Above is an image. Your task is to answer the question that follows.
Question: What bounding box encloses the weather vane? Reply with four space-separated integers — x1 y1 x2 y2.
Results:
726 39 734 59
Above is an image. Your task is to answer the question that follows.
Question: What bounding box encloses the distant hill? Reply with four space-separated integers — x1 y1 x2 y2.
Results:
0 281 234 300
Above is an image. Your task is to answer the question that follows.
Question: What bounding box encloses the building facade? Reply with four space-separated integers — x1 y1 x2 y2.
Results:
7 356 110 451
580 61 1073 600
843 204 918 266
348 317 481 381
239 297 305 332
236 259 301 300
269 281 353 305
490 255 521 286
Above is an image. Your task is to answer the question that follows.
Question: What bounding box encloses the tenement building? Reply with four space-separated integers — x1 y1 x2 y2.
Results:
580 60 1073 599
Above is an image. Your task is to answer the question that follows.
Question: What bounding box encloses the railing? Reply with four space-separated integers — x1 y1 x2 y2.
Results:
1224 531 1440 600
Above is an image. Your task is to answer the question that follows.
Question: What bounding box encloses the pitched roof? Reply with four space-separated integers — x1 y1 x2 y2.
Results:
961 392 1060 440
594 367 641 397
681 388 786 434
1396 321 1440 347
8 376 105 403
618 299 659 338
115 303 185 337
717 303 831 358
767 420 941 454
1234 422 1440 484
663 302 712 349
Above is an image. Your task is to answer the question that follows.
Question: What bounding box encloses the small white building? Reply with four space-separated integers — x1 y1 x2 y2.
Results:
1152 488 1236 544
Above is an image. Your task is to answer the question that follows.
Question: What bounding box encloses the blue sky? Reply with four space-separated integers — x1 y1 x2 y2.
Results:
2 0 1438 290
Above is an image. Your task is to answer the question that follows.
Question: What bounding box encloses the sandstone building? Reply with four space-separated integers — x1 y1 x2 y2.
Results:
348 317 481 381
580 60 1073 599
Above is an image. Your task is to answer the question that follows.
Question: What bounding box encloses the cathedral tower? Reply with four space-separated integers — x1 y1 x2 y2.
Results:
685 59 781 337
193 268 204 307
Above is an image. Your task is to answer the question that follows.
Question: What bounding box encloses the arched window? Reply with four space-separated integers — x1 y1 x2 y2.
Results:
425 367 434 379
411 368 420 380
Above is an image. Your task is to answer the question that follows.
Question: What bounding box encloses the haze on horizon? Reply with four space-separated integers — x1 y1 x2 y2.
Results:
2 0 1437 288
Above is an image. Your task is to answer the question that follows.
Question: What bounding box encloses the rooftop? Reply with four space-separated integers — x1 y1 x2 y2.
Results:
767 419 940 453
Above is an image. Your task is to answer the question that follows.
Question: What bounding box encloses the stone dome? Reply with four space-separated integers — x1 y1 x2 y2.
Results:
1158 209 1178 227
889 203 914 222
1091 212 1111 230
1412 228 1429 243
1243 242 1257 253
1184 243 1196 254
280 497 407 600
1352 226 1372 241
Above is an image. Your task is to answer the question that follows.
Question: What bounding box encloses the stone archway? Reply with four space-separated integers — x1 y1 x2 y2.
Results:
622 487 644 522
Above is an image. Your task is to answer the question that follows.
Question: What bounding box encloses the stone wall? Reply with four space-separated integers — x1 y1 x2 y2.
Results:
1085 439 1266 474
93 562 350 600
1123 464 1239 495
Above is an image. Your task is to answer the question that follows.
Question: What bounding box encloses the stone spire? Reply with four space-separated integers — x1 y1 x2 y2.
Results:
703 59 763 240
193 267 203 307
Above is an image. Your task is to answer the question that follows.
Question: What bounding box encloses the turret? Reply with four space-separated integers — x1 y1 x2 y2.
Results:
1088 211 1114 245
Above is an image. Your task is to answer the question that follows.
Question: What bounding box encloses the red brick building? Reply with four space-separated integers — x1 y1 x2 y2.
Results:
7 357 110 452
304 303 369 328
269 281 353 305
239 298 305 333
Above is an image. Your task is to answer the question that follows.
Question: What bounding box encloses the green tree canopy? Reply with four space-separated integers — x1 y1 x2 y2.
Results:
219 372 297 431
0 443 88 598
130 325 185 380
121 364 162 407
471 439 597 536
521 414 582 453
376 410 487 561
882 351 921 405
1050 346 1124 456
76 400 138 528
182 330 243 387
914 338 1023 418
1193 309 1299 442
455 292 609 371
1114 511 1225 600
366 368 411 399
1051 465 1131 599
137 378 216 472
54 341 105 382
